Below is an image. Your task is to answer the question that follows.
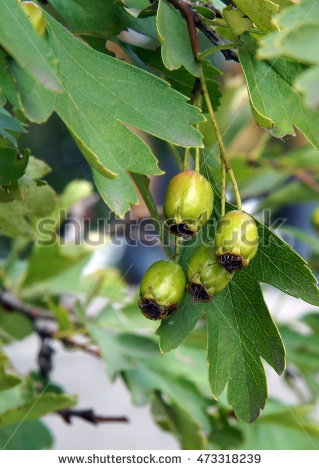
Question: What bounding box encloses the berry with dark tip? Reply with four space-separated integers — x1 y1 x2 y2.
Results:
138 260 186 320
163 170 214 240
188 245 233 303
214 210 259 274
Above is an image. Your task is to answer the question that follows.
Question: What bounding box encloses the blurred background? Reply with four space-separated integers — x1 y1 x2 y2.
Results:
1 23 319 450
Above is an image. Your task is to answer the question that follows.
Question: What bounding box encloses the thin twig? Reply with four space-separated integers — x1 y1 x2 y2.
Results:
58 408 128 425
0 290 100 357
0 290 54 321
221 160 226 217
199 65 242 211
294 171 319 193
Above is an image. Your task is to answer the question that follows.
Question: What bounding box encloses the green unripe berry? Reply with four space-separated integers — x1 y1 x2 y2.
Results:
188 245 232 302
311 207 319 233
163 170 214 240
139 260 186 320
214 210 259 273
19 1 46 36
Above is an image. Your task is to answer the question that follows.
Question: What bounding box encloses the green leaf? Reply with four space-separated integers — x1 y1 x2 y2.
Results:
247 222 319 307
14 9 203 201
130 46 222 112
258 0 319 65
26 156 51 179
301 312 319 334
223 5 253 36
0 392 77 428
48 0 126 37
258 180 319 210
0 355 21 391
93 168 139 218
0 420 53 450
239 38 319 152
48 301 71 331
11 64 55 123
0 147 29 185
0 311 33 342
257 0 319 109
241 402 319 450
47 12 203 146
207 0 226 13
0 107 25 146
206 270 285 423
125 362 211 429
0 50 20 108
27 254 124 303
0 182 56 240
280 326 319 375
89 327 158 380
33 13 203 213
156 0 201 77
151 394 207 450
22 242 88 288
233 0 279 32
157 295 205 354
125 0 158 19
124 1 158 40
0 0 61 92
295 67 319 110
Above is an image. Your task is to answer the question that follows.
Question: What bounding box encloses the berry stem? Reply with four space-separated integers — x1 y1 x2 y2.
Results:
174 236 181 261
199 66 242 211
192 78 202 174
221 160 226 217
183 147 190 170
195 144 200 173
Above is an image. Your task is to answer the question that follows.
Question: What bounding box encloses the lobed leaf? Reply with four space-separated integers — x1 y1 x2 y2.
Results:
239 38 319 152
207 271 285 423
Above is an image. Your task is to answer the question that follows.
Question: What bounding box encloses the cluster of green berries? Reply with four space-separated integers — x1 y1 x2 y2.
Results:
139 170 259 320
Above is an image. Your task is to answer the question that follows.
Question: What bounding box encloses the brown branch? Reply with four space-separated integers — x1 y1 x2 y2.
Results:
267 160 319 194
1 290 130 423
294 170 319 193
0 290 99 358
0 290 54 322
61 337 101 358
58 408 129 425
166 0 199 56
